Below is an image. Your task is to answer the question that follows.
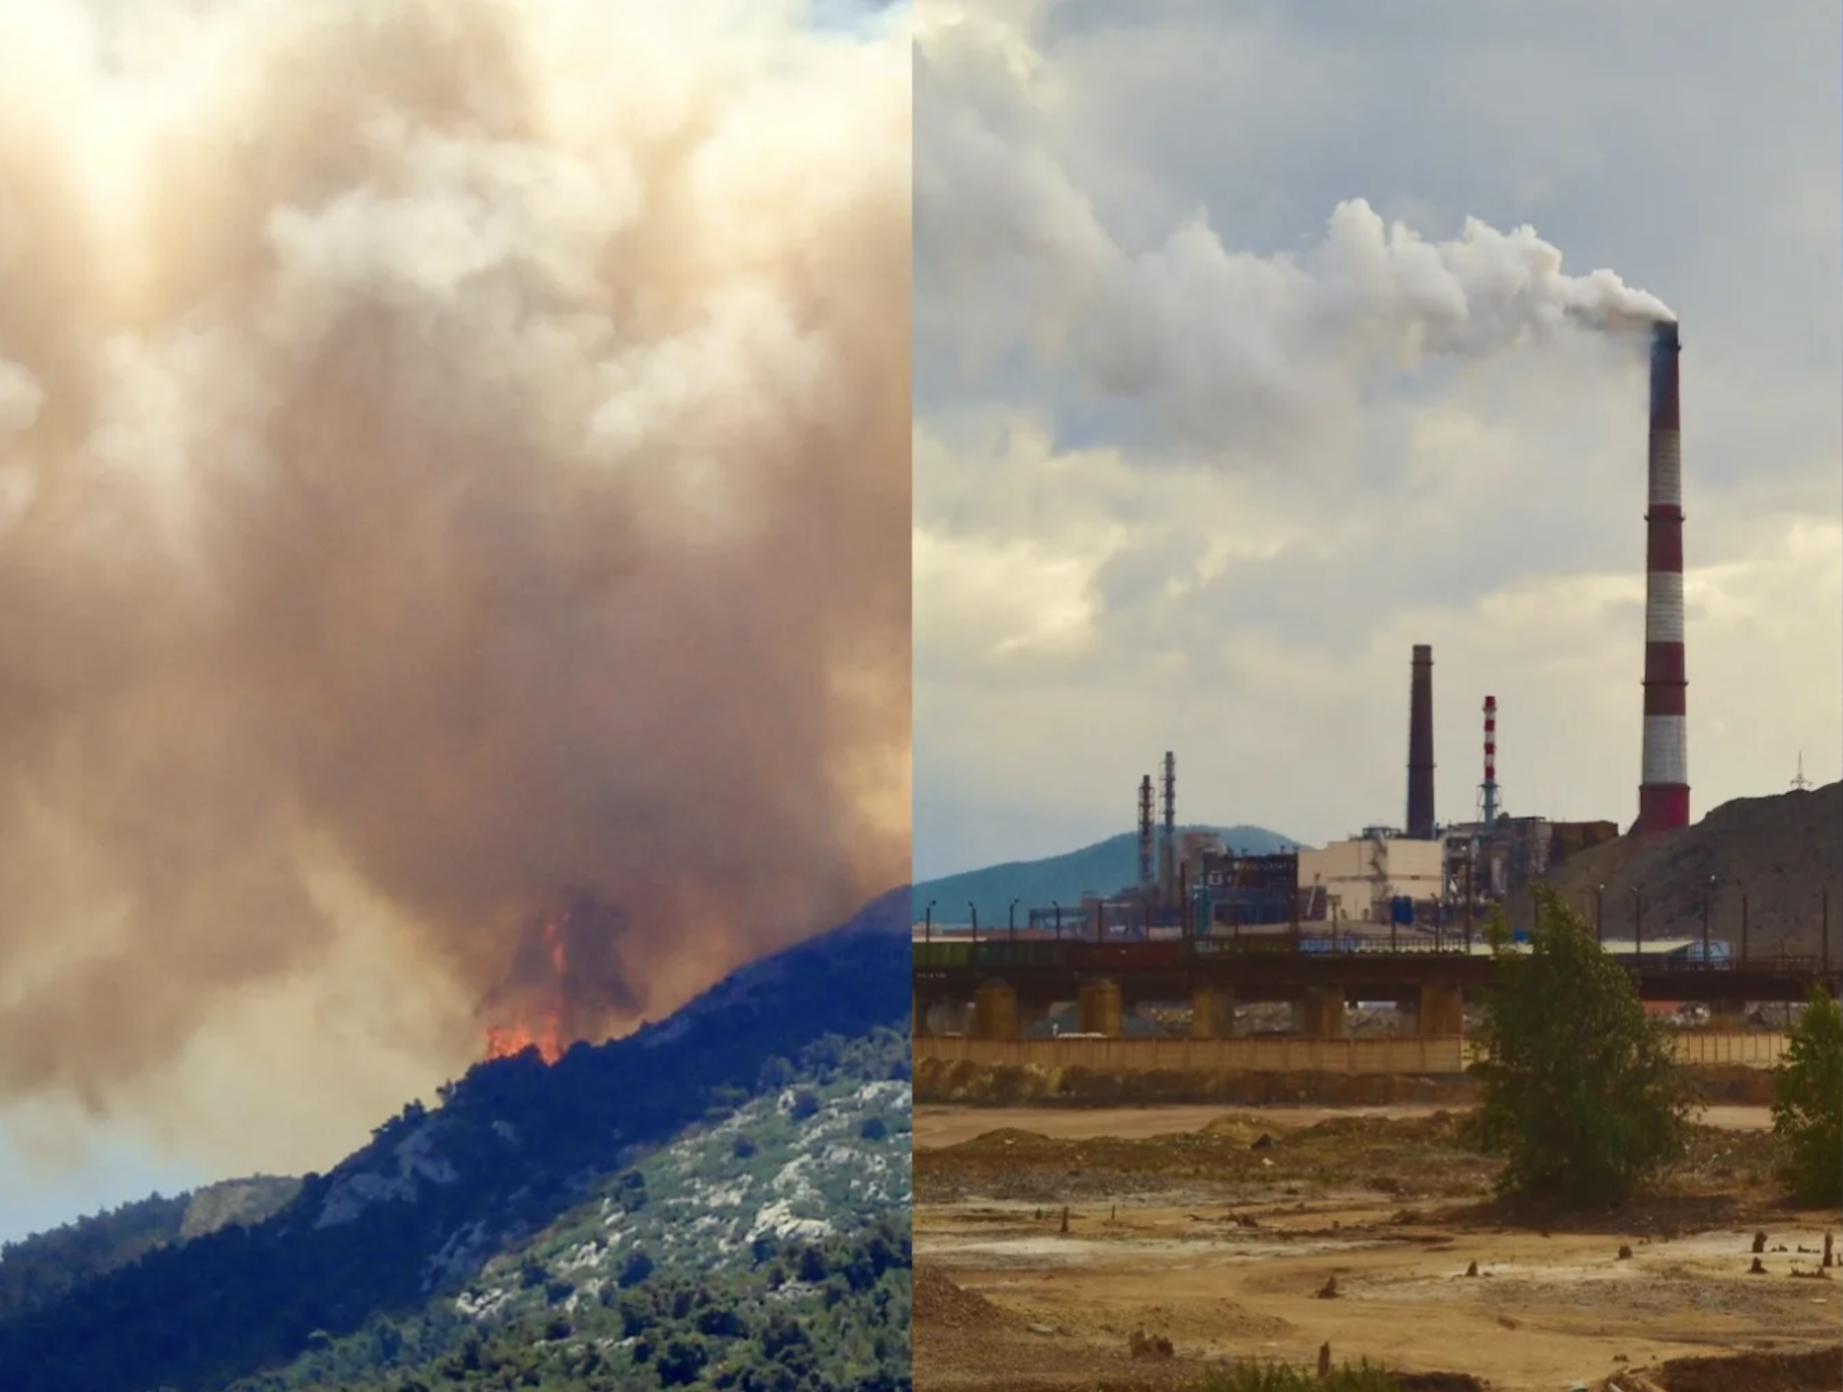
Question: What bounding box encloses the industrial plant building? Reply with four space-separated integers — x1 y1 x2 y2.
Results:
1296 833 1444 926
1007 636 1643 943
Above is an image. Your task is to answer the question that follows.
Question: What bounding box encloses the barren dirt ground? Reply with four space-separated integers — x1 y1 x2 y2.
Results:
913 1105 1843 1392
914 1106 1782 1150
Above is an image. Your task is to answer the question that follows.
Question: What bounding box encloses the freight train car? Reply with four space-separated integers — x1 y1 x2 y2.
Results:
1067 939 1185 973
1188 932 1301 957
912 941 973 969
969 940 1069 971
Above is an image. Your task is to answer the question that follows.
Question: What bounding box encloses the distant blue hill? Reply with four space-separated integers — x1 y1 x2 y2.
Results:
913 825 1307 927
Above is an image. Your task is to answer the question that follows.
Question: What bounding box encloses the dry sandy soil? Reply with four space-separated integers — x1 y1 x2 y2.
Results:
913 1104 1843 1392
914 1106 1784 1150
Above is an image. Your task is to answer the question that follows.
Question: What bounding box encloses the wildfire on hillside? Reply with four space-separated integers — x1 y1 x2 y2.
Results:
483 1018 564 1065
478 895 634 1066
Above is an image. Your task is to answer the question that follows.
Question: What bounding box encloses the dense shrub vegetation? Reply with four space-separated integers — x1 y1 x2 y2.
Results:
1771 981 1843 1207
225 1214 910 1392
0 1178 300 1325
1469 886 1690 1208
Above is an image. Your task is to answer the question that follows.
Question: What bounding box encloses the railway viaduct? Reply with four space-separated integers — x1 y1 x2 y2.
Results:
911 941 1839 1041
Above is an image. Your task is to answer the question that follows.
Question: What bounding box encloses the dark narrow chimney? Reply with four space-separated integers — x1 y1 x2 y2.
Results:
1407 645 1436 840
1137 775 1155 892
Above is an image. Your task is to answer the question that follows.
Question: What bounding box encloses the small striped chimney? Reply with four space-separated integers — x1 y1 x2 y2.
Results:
1158 751 1177 903
1481 695 1499 827
1636 320 1689 834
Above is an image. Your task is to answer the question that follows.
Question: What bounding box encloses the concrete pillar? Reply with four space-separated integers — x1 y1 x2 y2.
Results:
972 981 1020 1040
1076 978 1124 1037
1291 987 1347 1040
1416 983 1464 1038
1190 985 1236 1039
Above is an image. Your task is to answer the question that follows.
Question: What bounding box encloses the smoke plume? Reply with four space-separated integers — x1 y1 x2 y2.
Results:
0 0 911 1137
916 33 1672 462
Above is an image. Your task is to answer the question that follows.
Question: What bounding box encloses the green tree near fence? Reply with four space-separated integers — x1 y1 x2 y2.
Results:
1469 885 1691 1208
1770 981 1843 1207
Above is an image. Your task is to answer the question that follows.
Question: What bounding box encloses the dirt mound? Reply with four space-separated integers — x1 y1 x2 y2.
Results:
1199 1114 1290 1145
1382 1108 1463 1141
916 1058 1782 1115
955 1128 1065 1154
913 1267 1015 1331
912 1061 1477 1108
1295 1112 1448 1142
917 1107 1504 1208
1534 781 1842 957
1653 1346 1841 1392
1692 1067 1777 1106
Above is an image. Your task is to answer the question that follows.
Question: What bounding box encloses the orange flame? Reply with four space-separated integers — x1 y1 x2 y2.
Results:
484 1017 564 1065
546 913 566 976
481 907 572 1065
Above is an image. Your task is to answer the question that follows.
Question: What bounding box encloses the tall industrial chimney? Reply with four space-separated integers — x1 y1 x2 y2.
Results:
1636 320 1689 834
1406 645 1435 839
1481 695 1499 827
1137 775 1155 892
1158 751 1176 903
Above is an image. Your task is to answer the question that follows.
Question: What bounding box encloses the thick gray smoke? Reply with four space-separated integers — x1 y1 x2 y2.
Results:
0 0 911 1141
916 25 1672 461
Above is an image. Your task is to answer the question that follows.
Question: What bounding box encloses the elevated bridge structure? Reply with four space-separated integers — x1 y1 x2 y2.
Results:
911 935 1838 1041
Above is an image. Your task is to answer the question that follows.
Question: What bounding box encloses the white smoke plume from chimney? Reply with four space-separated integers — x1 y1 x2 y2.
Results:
917 30 1672 461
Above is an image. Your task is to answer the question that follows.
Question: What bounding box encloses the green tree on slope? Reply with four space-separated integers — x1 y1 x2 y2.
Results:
1470 885 1691 1208
1771 981 1842 1207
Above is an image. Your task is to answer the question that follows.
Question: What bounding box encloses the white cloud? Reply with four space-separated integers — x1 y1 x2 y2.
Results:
914 0 1842 877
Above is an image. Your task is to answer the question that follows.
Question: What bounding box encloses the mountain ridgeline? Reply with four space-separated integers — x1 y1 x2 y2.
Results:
914 824 1304 927
0 888 913 1392
0 1178 301 1326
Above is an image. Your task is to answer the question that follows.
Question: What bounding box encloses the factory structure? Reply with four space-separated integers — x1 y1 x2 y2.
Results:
1020 321 1681 943
1041 701 1619 944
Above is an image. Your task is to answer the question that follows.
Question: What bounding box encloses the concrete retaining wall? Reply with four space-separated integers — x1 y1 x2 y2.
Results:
915 1030 1790 1076
1667 1030 1787 1068
913 1035 1467 1075
1464 1031 1788 1070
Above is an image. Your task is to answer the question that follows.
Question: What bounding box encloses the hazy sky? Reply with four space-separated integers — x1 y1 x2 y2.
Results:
913 0 1842 881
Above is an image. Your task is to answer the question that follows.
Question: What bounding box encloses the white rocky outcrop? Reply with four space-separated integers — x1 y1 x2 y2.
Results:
316 1123 460 1230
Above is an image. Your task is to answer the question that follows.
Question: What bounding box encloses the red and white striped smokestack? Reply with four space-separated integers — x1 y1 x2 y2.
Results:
1636 320 1689 833
1482 695 1498 826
